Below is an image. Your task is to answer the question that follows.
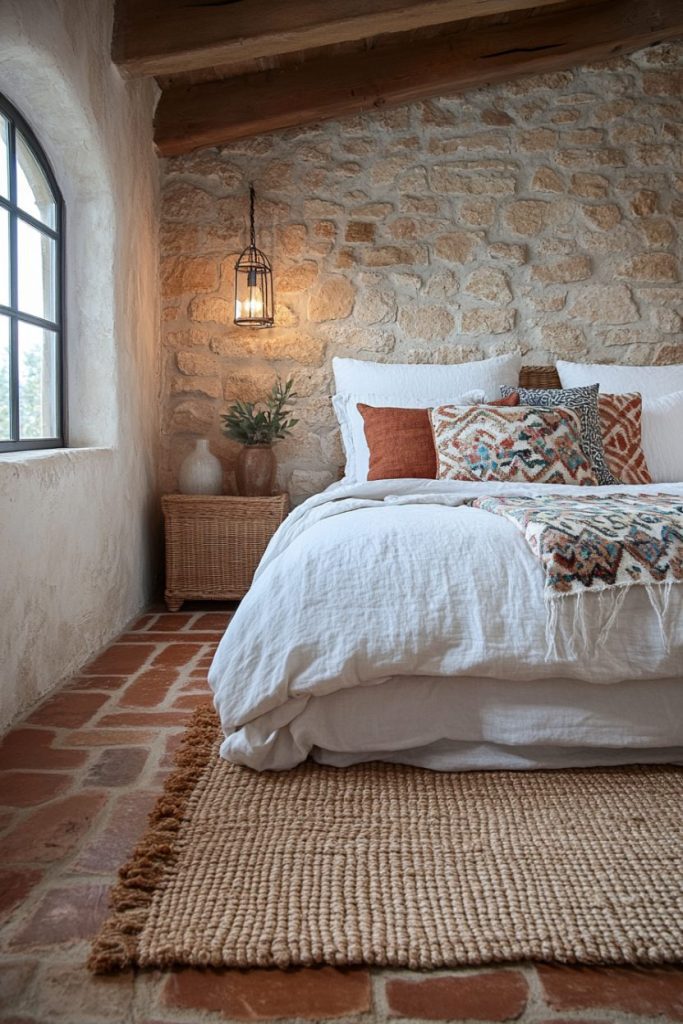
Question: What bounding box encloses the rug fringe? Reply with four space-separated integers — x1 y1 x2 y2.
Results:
87 704 219 974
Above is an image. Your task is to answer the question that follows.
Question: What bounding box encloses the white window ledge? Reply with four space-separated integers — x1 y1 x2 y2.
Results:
0 446 114 469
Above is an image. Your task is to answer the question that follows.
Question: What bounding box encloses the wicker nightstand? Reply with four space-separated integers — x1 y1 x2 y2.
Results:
161 494 289 611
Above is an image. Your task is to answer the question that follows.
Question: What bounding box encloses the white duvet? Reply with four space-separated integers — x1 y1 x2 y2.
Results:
209 479 683 770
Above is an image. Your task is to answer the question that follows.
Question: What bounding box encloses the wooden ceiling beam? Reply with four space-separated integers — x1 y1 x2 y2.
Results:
154 0 683 155
113 0 566 78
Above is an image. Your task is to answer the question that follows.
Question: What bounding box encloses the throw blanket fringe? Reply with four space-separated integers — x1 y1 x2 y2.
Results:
596 586 630 652
544 581 674 662
646 579 675 653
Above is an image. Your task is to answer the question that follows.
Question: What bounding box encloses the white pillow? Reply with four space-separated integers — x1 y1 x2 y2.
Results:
642 391 683 483
333 353 521 398
334 390 486 481
557 360 683 400
332 354 522 479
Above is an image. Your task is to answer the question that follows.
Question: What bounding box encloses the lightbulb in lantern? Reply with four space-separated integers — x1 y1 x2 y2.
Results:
236 277 264 320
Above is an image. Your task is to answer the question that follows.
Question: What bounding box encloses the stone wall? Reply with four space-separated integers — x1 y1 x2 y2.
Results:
160 41 683 501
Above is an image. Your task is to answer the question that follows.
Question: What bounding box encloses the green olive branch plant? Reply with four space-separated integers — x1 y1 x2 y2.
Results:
220 377 299 446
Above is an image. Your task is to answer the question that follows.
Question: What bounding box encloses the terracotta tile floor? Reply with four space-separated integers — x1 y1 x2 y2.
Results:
1 608 682 1023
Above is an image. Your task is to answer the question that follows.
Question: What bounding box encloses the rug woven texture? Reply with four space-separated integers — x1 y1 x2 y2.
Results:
90 708 683 971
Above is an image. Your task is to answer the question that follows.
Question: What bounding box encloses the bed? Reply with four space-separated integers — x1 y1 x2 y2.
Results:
208 361 683 772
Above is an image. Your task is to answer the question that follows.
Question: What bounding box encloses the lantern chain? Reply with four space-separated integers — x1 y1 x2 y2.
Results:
249 184 256 249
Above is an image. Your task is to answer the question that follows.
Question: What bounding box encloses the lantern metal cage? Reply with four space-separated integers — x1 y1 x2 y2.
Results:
234 186 274 328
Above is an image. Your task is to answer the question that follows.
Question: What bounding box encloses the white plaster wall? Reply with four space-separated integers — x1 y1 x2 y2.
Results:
0 0 160 730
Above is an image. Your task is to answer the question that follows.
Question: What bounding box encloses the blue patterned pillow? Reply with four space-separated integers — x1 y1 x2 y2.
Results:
500 383 617 485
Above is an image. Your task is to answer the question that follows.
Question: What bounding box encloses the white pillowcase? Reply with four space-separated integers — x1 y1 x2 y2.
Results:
332 354 522 480
641 391 683 483
557 360 683 400
333 353 521 398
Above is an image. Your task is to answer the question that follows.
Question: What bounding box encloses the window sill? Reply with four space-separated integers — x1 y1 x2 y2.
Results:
0 446 114 469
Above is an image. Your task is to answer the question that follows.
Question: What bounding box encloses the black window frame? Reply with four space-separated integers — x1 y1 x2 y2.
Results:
0 93 66 453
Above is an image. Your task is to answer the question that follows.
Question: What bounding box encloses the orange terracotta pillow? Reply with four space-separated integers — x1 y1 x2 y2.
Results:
598 393 652 484
358 393 520 481
358 405 436 480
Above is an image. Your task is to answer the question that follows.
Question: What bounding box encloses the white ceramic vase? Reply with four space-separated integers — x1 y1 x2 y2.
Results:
178 439 223 495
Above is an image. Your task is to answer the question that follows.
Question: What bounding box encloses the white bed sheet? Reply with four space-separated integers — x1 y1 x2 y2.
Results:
209 478 683 771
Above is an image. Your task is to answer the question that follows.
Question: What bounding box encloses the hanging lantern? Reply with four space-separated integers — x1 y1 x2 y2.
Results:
234 185 274 328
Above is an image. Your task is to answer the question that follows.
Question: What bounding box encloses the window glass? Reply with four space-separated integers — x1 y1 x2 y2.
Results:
17 218 56 322
0 95 63 450
16 129 56 229
0 314 10 440
0 207 8 307
0 115 8 199
18 321 57 439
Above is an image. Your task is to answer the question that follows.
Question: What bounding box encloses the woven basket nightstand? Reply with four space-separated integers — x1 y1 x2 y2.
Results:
161 494 289 611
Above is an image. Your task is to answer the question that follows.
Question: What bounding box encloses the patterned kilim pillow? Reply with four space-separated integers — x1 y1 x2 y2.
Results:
599 393 652 484
500 383 616 485
430 405 599 484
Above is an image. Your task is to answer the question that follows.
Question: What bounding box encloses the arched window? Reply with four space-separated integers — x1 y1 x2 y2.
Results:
0 94 64 452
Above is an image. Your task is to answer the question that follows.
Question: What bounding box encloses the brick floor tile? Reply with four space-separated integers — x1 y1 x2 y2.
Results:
152 644 203 668
385 971 528 1021
25 692 109 729
98 711 191 727
73 790 159 873
9 882 111 948
0 793 106 865
0 771 71 807
537 965 683 1020
130 614 157 631
31 964 134 1021
191 612 232 631
84 643 156 675
63 729 157 746
162 966 372 1019
117 667 178 707
0 730 87 772
86 747 149 787
153 614 195 632
0 868 44 917
67 675 128 691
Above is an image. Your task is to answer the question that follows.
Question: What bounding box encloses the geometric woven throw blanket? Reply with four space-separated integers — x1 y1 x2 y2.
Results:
472 493 683 598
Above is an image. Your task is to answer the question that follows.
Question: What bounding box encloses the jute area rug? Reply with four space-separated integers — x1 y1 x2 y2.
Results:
90 707 683 973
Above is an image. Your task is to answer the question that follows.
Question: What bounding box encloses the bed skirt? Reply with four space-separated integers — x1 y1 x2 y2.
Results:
221 672 683 772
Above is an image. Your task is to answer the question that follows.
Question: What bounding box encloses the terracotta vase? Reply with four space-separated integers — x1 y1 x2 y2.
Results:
236 444 276 496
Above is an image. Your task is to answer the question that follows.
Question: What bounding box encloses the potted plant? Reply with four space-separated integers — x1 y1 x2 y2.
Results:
221 377 298 496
